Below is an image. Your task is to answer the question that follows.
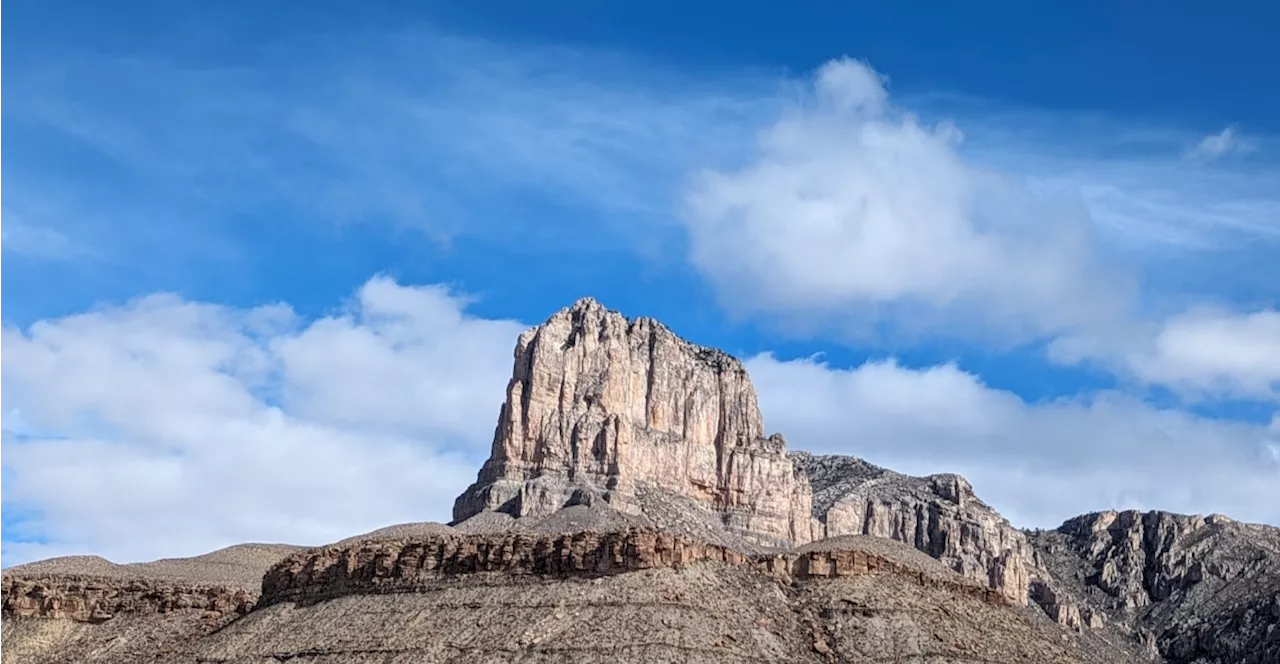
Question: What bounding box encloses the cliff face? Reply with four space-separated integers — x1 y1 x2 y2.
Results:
793 453 1034 605
1029 509 1280 664
1 576 255 623
452 298 815 546
453 298 1036 604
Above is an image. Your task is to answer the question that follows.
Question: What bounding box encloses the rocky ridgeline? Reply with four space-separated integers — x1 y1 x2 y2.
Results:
1054 509 1250 609
1029 509 1280 662
453 298 1037 605
258 530 1010 609
1 576 255 623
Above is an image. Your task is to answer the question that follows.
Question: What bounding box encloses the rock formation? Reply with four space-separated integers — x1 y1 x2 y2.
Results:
2 576 255 623
259 529 1011 609
1028 509 1280 664
452 298 816 546
792 452 1035 604
454 298 1036 604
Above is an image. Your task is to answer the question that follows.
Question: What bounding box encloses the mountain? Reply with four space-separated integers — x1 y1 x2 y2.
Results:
3 298 1276 663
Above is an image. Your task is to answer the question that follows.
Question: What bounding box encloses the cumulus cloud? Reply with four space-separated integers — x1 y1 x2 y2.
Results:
681 58 1129 342
1 277 524 565
1051 308 1280 402
1185 126 1258 161
679 57 1277 403
3 278 1277 566
748 354 1280 528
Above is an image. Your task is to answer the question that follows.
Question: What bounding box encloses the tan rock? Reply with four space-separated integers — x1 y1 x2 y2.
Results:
2 576 255 623
793 453 1035 604
454 298 1044 604
452 297 814 546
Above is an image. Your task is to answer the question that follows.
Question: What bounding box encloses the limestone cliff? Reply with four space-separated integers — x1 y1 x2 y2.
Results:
452 297 815 546
453 298 1041 605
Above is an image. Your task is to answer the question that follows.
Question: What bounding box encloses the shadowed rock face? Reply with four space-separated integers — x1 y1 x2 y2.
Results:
1029 509 1280 664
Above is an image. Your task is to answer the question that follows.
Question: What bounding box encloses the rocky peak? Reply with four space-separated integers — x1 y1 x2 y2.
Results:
451 297 811 545
1051 509 1276 609
452 298 1048 605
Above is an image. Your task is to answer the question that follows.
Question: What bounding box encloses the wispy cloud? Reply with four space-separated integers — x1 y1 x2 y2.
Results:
1185 125 1259 161
1 221 93 261
8 27 1277 290
6 30 778 266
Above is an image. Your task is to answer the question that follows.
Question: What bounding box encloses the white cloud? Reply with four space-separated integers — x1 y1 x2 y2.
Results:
1 220 91 260
1052 307 1280 401
682 58 1130 342
1185 125 1258 161
3 278 1277 566
748 354 1280 528
1126 308 1280 398
1 277 524 565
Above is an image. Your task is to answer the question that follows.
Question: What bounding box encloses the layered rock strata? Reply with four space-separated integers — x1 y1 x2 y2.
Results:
259 530 1011 609
2 575 255 623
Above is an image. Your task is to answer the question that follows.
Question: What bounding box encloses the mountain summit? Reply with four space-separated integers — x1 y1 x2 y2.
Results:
452 297 1035 605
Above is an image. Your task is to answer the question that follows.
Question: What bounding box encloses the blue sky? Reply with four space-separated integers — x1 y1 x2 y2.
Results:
3 1 1279 565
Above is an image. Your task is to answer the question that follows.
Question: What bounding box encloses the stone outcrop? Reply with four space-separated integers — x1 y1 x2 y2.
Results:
192 535 1114 664
1030 579 1104 632
1028 509 1280 663
453 298 1042 604
792 452 1035 604
452 298 815 546
259 530 1011 609
1052 510 1255 610
1 576 255 623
